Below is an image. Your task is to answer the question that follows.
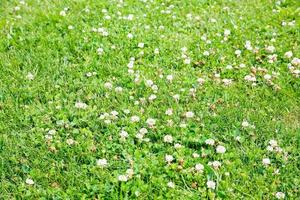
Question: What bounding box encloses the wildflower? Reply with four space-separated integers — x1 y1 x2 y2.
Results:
104 82 113 89
205 139 215 146
115 87 123 93
184 58 191 64
165 154 174 163
173 94 180 101
26 72 34 80
126 169 134 178
131 116 140 123
138 43 144 48
269 139 278 147
235 50 241 56
203 51 210 56
167 181 175 188
242 121 249 128
224 29 231 36
120 130 129 138
266 46 275 53
165 108 173 116
75 102 88 109
97 47 104 55
195 164 204 173
284 51 293 59
264 74 272 80
118 175 128 182
174 143 182 149
146 118 156 127
66 138 75 145
197 78 205 85
166 75 173 82
262 158 271 165
96 159 108 167
275 192 285 199
216 145 226 154
25 178 34 185
185 111 194 118
192 152 200 158
127 33 133 39
164 135 173 143
48 129 56 135
206 180 216 189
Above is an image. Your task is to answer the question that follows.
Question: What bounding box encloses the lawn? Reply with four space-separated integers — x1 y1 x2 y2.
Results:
0 0 299 199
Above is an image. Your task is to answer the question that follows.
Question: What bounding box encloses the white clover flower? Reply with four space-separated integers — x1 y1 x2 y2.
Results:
149 94 157 101
275 192 285 199
245 40 253 50
203 51 210 56
211 161 222 169
145 80 153 87
195 164 204 173
167 181 175 188
244 75 256 82
26 72 35 80
138 43 144 48
127 33 133 39
291 58 300 66
68 25 74 30
264 74 272 80
154 48 159 54
174 143 182 149
25 178 34 185
185 111 194 118
139 128 148 135
164 135 173 143
224 29 231 36
284 51 293 59
205 139 215 146
184 57 191 64
266 45 275 53
262 158 271 165
242 121 249 128
66 138 75 145
96 159 108 167
165 154 174 163
266 146 273 151
104 82 113 89
75 102 88 109
197 78 205 85
151 85 158 92
127 60 134 68
111 110 119 116
120 130 129 138
235 50 241 56
222 79 233 86
126 169 134 178
136 133 144 140
216 145 226 154
269 139 278 147
60 10 66 16
97 47 104 55
165 108 173 116
146 118 156 127
131 116 140 123
48 129 56 135
173 94 180 101
118 175 128 182
166 74 173 81
206 180 216 189
192 152 200 158
115 87 123 93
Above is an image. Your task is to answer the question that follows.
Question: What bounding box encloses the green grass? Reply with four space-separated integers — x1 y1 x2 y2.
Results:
0 0 299 199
